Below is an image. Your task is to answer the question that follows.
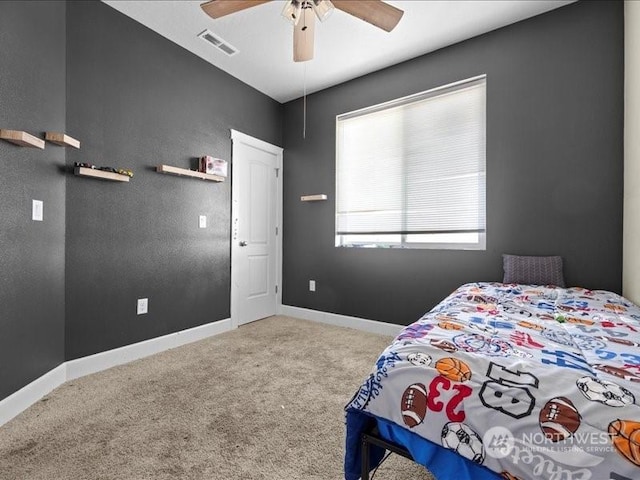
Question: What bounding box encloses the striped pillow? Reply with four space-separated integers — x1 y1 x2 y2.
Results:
503 254 565 287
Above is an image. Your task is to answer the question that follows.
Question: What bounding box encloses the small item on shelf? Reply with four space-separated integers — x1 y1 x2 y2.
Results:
199 156 228 178
199 155 214 174
75 162 95 169
74 162 133 179
212 158 228 177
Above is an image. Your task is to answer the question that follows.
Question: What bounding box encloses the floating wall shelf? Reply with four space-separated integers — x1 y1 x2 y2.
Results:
46 132 80 149
301 194 328 202
0 129 45 149
74 167 130 182
156 164 224 182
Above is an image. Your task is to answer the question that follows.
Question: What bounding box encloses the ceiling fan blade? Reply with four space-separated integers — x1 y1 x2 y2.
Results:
200 0 270 20
293 6 315 62
332 0 403 32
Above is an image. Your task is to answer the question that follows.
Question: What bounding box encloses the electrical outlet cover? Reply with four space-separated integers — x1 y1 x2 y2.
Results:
137 298 148 315
199 215 207 229
32 200 43 221
309 280 316 292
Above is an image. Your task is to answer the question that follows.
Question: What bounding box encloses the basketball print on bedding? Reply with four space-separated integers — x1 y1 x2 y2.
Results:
435 357 472 383
438 320 463 331
517 320 543 332
538 396 581 442
608 419 640 467
565 316 595 326
401 383 428 428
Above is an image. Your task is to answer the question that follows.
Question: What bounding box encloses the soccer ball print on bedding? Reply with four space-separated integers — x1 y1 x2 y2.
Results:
441 421 485 464
407 352 432 367
576 376 635 407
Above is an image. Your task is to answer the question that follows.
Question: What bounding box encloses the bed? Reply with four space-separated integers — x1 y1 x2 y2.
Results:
345 282 640 480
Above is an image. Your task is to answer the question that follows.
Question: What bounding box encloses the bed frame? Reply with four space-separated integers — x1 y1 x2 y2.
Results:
361 425 414 480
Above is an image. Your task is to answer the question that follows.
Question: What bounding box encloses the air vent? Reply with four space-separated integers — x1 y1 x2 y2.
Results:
198 29 239 57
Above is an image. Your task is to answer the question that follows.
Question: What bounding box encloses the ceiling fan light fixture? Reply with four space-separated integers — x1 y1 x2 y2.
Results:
281 0 303 26
311 0 334 22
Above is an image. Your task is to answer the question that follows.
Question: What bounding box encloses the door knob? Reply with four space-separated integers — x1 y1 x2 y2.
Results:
239 241 248 247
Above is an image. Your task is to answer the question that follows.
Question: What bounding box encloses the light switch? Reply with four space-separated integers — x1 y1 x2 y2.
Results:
32 200 43 221
199 215 207 229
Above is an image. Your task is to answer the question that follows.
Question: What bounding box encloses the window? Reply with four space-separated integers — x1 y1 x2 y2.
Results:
335 76 486 250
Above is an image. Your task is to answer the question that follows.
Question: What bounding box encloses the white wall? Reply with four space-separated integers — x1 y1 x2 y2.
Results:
624 1 640 304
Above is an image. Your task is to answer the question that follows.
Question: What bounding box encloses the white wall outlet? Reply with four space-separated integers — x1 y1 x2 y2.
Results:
137 298 148 315
32 199 43 221
309 280 316 292
199 215 207 229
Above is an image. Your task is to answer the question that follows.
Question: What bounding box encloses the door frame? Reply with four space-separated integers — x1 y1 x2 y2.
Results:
230 129 283 329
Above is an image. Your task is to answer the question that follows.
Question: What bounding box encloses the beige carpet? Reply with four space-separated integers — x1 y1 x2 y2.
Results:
0 316 434 480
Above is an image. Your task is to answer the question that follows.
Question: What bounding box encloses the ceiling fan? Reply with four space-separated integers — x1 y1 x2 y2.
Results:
200 0 404 62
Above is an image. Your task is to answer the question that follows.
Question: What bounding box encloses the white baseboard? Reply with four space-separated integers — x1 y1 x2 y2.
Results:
0 318 233 427
278 305 403 337
1 311 397 427
66 318 233 380
0 364 67 427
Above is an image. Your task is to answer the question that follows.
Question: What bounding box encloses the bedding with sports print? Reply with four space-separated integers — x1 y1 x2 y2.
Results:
345 282 640 480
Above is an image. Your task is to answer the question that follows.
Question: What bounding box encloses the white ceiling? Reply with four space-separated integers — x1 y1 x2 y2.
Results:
103 0 574 103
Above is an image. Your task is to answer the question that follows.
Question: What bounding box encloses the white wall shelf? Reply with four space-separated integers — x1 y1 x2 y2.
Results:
301 194 328 202
45 132 80 149
74 167 130 182
0 129 45 149
156 164 224 182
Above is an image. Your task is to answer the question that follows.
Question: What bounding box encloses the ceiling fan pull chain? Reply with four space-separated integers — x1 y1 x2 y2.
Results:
303 61 307 139
302 0 308 139
302 1 308 31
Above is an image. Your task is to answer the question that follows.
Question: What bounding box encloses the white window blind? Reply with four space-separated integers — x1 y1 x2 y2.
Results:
335 76 486 249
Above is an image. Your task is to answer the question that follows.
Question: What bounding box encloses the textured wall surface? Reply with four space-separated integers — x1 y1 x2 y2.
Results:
64 1 281 360
0 0 625 403
282 0 624 324
624 1 640 305
0 1 66 400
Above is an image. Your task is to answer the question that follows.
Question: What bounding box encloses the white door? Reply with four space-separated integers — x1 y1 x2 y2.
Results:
230 130 282 327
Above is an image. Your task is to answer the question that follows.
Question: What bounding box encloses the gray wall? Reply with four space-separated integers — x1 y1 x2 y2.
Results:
64 1 281 360
1 0 281 402
0 1 67 400
282 0 624 324
0 0 624 402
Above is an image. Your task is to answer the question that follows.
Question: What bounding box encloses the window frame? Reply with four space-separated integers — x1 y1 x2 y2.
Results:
334 75 487 251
